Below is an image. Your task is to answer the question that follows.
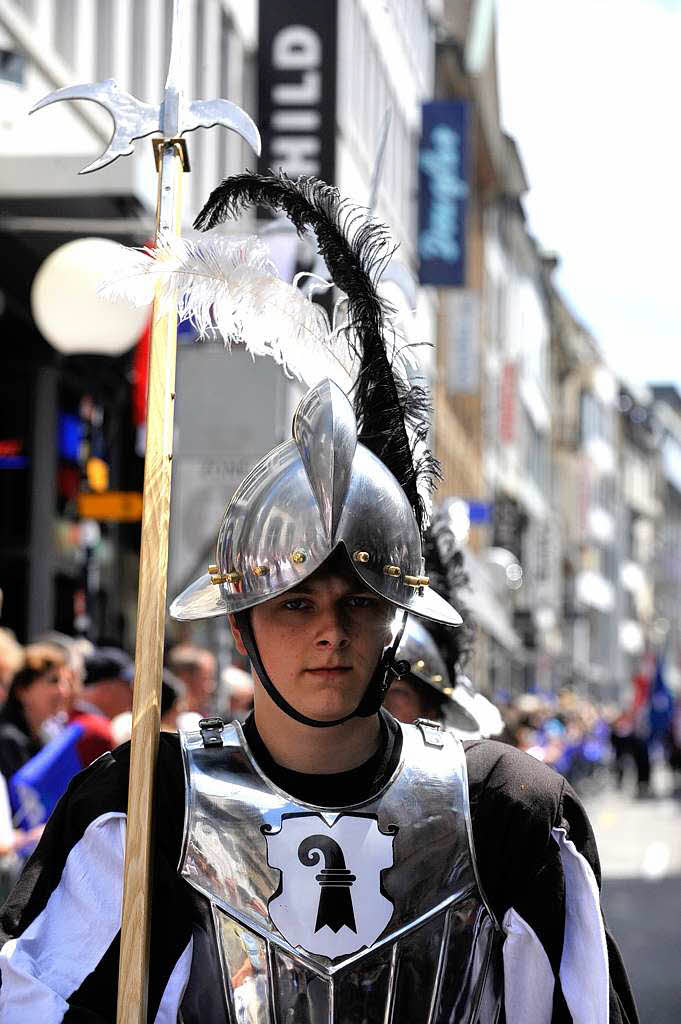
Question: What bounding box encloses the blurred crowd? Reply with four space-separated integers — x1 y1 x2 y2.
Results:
497 670 681 800
0 626 253 898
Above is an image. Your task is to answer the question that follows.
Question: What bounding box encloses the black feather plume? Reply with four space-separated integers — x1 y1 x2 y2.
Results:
421 510 475 673
194 170 440 532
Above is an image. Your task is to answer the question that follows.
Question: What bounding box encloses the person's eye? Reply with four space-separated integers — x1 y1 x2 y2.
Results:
281 598 312 611
345 596 378 609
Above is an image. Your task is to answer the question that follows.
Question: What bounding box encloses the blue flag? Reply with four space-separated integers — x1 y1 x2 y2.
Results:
9 722 86 831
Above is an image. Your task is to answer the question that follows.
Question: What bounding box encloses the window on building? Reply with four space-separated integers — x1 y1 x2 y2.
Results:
0 49 25 85
580 389 612 445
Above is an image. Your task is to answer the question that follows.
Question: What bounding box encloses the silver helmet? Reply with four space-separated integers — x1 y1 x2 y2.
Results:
170 171 460 727
395 615 481 738
171 379 461 628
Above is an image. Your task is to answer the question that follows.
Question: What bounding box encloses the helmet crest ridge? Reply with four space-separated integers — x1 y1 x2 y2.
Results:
293 380 357 542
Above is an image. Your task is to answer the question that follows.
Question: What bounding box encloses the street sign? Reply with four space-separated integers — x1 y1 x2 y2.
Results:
78 491 143 522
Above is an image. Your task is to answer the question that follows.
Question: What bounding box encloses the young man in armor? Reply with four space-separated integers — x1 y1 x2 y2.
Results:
0 175 638 1023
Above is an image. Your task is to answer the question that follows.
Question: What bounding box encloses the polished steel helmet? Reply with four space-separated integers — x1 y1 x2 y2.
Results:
395 615 481 738
170 378 461 627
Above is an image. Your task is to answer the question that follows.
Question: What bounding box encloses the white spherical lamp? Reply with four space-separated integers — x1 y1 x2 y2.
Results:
31 237 151 355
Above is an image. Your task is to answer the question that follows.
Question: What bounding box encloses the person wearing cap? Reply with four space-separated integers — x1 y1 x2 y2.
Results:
64 647 134 768
0 175 637 1023
110 669 189 747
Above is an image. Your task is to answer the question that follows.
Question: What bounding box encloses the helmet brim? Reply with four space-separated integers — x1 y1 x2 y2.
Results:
169 546 463 626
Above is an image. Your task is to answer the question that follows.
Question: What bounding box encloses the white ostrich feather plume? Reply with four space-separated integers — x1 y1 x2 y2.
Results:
101 234 354 387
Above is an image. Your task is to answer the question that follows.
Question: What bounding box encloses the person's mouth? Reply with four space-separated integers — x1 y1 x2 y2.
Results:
305 666 352 675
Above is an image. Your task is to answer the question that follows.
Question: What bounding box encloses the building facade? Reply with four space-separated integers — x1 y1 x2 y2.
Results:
0 0 443 646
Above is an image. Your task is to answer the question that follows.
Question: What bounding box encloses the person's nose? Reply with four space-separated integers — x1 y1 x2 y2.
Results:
314 604 350 650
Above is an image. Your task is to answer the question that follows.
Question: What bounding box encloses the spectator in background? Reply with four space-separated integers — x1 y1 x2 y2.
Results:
160 670 188 732
0 644 69 780
33 632 94 740
67 648 134 766
219 665 254 723
0 629 24 707
111 669 189 745
166 643 217 717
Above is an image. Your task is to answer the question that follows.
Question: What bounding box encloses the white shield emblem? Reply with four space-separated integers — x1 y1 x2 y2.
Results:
263 812 396 958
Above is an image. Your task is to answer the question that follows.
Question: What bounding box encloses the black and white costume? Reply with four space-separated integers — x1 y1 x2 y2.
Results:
0 175 638 1023
0 712 637 1023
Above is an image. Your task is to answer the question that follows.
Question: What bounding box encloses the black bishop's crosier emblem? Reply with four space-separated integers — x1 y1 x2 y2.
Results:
264 812 396 958
298 835 357 934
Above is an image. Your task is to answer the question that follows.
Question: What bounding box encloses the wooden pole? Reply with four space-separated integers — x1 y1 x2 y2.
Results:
116 142 185 1024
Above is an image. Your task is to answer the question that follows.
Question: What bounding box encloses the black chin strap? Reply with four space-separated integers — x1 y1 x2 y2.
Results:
234 610 409 728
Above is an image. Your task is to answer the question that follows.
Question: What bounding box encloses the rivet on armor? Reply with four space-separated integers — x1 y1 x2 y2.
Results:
208 564 218 574
224 571 242 584
253 565 270 577
419 575 430 587
210 573 228 585
403 574 421 587
292 550 307 564
353 550 370 563
383 564 401 577
432 674 443 684
414 659 425 671
443 686 454 696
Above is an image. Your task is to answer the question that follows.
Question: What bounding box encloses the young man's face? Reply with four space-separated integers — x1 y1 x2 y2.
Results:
231 571 393 723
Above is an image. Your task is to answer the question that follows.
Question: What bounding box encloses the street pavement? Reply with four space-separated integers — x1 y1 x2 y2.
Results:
583 761 681 1024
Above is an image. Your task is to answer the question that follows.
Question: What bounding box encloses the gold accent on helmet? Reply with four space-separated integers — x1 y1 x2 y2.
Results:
224 571 243 585
404 574 431 588
384 564 401 577
353 550 370 563
253 565 270 577
292 550 307 564
432 674 443 684
208 564 219 574
210 573 228 585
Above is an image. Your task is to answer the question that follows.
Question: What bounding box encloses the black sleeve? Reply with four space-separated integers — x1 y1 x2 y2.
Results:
0 733 193 1023
464 739 639 1024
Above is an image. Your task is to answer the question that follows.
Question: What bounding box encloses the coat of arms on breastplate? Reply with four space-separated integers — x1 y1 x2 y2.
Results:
262 812 397 958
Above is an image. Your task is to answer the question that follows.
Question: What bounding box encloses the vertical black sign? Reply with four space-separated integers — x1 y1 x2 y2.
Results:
258 0 337 185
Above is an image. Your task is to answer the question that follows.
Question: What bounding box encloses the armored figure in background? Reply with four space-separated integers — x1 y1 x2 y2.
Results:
388 511 504 740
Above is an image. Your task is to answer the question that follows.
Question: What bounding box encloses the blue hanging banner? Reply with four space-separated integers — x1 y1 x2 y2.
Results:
418 100 470 286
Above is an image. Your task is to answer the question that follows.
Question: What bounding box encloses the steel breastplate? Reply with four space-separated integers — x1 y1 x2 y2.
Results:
179 720 504 1023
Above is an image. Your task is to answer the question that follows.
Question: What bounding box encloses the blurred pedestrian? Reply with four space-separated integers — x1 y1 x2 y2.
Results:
219 665 253 723
166 643 217 716
0 629 24 708
0 644 69 781
111 669 186 745
63 647 135 765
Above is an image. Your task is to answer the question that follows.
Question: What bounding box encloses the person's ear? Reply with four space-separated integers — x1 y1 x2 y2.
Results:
228 614 248 657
